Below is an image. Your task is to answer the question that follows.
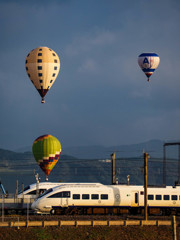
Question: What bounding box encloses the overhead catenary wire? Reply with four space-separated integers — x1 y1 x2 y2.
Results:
2 158 179 166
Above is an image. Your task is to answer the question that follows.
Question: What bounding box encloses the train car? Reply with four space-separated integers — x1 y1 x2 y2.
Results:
18 182 67 199
0 182 70 215
31 183 180 215
17 182 97 199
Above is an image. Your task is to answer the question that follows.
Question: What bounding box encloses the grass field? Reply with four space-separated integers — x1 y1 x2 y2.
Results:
0 226 179 240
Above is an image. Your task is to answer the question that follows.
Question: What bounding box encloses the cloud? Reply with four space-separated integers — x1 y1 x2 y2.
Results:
78 59 98 74
1 0 180 150
65 29 117 57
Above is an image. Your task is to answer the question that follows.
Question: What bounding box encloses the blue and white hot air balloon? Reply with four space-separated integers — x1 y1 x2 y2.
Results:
138 53 160 82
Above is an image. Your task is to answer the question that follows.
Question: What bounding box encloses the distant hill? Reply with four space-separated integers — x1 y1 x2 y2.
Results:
57 139 180 159
0 140 179 194
15 146 32 153
1 139 179 193
0 148 77 165
63 139 165 159
14 139 180 159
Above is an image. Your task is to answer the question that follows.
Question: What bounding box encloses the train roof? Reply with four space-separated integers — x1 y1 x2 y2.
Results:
50 183 180 192
28 182 62 188
20 182 180 194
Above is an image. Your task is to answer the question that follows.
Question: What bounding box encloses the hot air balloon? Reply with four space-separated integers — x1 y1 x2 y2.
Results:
138 53 160 82
25 46 60 103
32 135 61 181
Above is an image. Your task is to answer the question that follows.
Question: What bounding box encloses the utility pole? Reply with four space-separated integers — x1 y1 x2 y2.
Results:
16 180 18 197
144 152 149 221
178 145 180 184
172 215 177 240
163 145 166 186
163 142 180 186
35 173 40 198
111 153 116 185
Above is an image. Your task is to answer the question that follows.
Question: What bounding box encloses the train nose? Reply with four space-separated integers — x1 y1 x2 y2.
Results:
31 200 38 210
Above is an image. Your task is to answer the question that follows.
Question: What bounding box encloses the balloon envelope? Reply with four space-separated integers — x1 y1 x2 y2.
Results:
32 135 61 180
25 46 60 103
138 53 160 81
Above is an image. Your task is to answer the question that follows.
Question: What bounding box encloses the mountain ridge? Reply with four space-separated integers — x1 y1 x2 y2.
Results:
14 139 164 159
0 140 179 193
12 139 177 159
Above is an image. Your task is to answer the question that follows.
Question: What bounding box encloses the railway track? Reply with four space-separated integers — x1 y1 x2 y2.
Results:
2 214 180 222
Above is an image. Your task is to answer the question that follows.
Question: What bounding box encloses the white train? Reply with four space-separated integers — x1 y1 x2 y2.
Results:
31 183 180 215
17 182 96 199
18 182 65 199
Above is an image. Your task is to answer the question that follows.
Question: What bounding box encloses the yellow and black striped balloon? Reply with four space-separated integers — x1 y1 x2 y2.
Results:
25 46 60 103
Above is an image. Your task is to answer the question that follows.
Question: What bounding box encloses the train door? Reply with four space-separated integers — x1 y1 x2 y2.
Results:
113 187 120 206
131 191 139 207
60 191 70 207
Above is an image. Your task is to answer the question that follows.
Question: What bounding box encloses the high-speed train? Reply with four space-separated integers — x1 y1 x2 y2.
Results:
17 182 97 199
18 182 65 199
31 183 180 215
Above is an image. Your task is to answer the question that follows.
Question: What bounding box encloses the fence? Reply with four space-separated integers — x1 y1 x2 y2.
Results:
0 219 177 228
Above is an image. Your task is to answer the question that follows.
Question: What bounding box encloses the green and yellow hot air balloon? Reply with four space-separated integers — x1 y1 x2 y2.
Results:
32 135 61 181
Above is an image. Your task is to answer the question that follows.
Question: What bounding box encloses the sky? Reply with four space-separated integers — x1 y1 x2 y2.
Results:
0 0 180 151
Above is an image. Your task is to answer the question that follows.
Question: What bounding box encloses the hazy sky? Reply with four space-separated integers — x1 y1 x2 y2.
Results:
0 0 180 150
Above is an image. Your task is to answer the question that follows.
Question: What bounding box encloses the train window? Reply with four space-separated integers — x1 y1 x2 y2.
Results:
27 190 36 195
18 185 30 194
73 194 80 199
135 193 138 204
148 195 154 200
164 195 169 200
27 189 46 195
171 195 177 201
38 188 53 199
91 194 99 200
48 192 61 198
39 189 46 195
48 191 70 198
62 191 71 198
82 194 89 199
101 194 108 200
156 195 162 200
